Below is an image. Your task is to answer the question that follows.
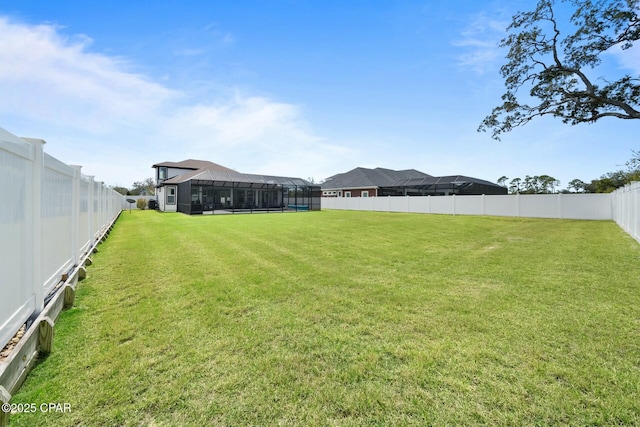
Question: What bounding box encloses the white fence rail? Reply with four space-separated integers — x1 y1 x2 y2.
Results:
1 127 125 351
612 182 640 243
322 193 613 220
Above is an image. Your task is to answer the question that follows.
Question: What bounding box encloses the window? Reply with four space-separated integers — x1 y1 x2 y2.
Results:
166 186 176 205
158 167 167 181
345 191 351 197
362 191 369 197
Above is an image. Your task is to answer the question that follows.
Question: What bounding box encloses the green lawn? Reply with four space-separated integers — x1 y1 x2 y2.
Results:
9 210 640 426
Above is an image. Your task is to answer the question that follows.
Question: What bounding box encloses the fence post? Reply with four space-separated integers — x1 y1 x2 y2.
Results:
87 176 95 248
70 166 82 267
516 193 521 217
27 138 45 317
452 194 456 216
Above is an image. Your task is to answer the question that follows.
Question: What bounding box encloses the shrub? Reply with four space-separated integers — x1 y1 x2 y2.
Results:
136 198 147 210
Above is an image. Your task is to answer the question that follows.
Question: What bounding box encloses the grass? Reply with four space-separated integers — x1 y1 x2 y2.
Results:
9 209 640 426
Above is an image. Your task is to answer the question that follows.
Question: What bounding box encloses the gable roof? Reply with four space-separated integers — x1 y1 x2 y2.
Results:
322 167 432 189
152 159 236 173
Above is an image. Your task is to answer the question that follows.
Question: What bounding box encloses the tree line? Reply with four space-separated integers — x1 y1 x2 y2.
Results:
111 177 155 196
499 151 640 194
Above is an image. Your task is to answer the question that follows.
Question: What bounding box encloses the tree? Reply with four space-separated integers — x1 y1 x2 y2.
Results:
585 170 628 192
479 0 640 140
111 186 129 196
497 175 509 187
624 149 640 181
130 178 155 196
506 175 558 193
509 177 523 194
567 178 586 192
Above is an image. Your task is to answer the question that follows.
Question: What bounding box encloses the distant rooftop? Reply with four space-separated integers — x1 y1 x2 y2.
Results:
322 167 432 189
152 159 236 173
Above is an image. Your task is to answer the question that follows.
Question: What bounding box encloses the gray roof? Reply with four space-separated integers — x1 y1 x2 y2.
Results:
391 175 502 188
159 160 315 187
152 159 236 172
322 167 432 189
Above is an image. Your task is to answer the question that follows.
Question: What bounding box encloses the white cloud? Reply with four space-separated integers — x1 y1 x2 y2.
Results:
605 43 640 74
453 12 508 74
0 17 354 186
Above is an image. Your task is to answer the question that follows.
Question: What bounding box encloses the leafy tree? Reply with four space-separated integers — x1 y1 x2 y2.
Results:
539 174 560 193
506 175 559 193
576 150 640 192
479 0 640 140
585 170 628 192
497 175 509 187
624 149 640 181
111 186 129 196
567 178 586 192
509 177 523 194
130 178 155 196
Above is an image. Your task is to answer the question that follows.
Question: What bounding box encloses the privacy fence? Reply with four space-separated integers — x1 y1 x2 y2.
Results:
0 127 126 352
612 182 640 243
322 187 640 243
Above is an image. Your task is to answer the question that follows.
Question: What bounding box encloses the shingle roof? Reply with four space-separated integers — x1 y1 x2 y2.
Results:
391 175 501 188
158 160 314 187
322 167 432 189
152 159 236 172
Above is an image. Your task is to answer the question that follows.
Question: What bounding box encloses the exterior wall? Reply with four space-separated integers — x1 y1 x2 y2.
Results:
348 188 377 197
164 185 178 212
156 186 166 211
327 188 377 197
155 185 178 212
155 166 194 184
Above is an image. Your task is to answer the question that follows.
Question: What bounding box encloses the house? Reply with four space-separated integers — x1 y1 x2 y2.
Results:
152 159 321 214
321 167 507 197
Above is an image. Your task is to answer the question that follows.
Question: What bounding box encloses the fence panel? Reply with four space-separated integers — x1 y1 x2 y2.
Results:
389 196 408 213
560 193 612 220
613 182 640 243
41 154 75 297
0 127 126 351
0 129 36 353
484 195 519 217
455 195 484 216
323 193 616 221
322 190 640 244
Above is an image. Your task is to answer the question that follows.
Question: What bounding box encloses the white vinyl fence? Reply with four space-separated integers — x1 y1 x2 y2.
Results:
612 182 640 243
323 190 640 244
1 127 125 351
322 193 613 220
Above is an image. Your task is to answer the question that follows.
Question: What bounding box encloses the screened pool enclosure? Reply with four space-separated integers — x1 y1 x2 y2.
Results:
169 170 321 215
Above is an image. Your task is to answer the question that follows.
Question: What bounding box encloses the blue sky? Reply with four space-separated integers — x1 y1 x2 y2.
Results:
1 0 638 189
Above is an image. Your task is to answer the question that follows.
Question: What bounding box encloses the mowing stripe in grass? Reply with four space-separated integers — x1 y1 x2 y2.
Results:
8 210 640 426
